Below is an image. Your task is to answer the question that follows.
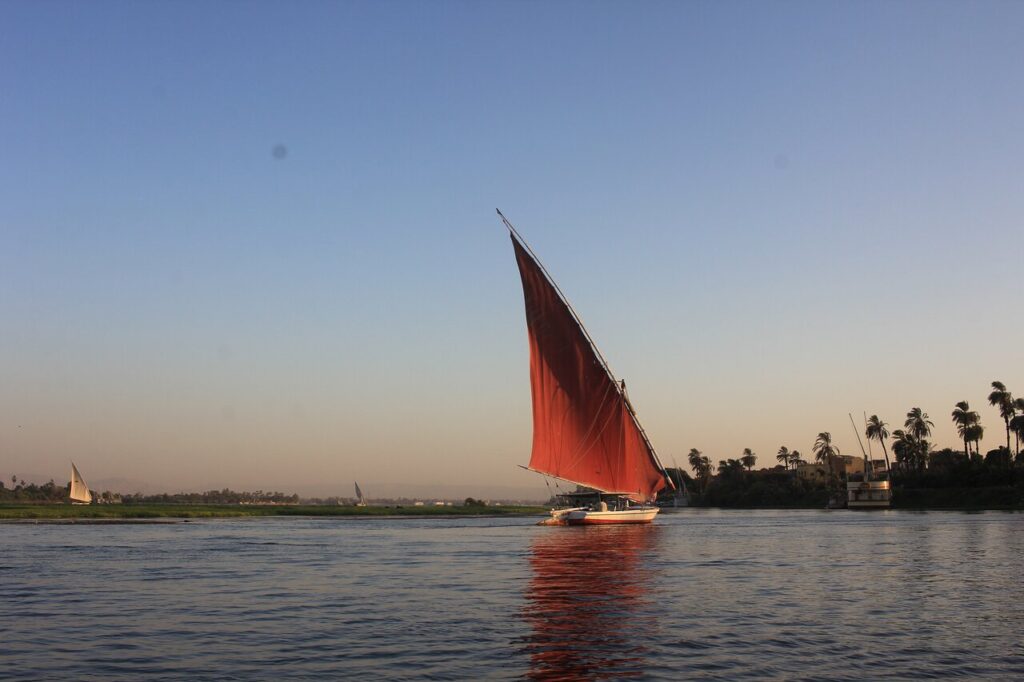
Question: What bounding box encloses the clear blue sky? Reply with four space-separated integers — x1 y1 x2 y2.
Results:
2 1 1022 497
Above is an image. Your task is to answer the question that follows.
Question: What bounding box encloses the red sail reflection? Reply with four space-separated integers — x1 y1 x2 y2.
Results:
522 525 660 680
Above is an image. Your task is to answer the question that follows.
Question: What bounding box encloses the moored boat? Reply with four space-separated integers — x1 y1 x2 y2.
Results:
847 473 892 509
845 413 892 509
658 467 690 510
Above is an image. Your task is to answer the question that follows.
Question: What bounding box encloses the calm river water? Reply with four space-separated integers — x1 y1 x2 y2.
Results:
3 509 1023 680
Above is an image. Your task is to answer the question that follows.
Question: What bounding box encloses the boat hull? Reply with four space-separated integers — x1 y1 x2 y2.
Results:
847 479 892 510
564 507 660 525
847 500 891 509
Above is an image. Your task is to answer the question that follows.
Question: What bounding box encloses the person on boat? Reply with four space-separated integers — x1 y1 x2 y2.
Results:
620 379 636 413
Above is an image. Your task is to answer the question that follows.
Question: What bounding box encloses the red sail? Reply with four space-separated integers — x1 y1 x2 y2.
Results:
511 235 668 503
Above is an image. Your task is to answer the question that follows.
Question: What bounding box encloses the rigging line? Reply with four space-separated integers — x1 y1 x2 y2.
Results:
849 413 869 458
621 382 673 488
519 465 630 495
498 209 620 386
497 208 671 479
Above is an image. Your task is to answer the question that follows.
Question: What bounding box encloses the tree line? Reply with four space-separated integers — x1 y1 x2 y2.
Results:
670 380 1024 507
121 489 299 505
0 477 71 503
0 478 299 505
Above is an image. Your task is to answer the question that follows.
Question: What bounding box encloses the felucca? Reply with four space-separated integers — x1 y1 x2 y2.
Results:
69 462 93 505
500 210 674 525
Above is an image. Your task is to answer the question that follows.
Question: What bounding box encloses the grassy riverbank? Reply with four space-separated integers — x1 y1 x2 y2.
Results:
0 503 549 520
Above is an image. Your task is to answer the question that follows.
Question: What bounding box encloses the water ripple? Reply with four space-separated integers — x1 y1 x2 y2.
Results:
2 511 1023 679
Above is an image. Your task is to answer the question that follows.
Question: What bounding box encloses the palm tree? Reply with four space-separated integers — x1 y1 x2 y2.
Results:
812 432 841 494
965 423 984 457
789 450 804 468
905 407 934 440
988 381 1014 455
741 448 757 471
952 401 980 461
812 432 839 463
1013 398 1024 457
864 415 891 473
688 448 704 477
699 455 712 483
905 408 934 470
776 446 791 470
890 429 913 471
688 448 712 493
718 459 743 476
1010 413 1024 460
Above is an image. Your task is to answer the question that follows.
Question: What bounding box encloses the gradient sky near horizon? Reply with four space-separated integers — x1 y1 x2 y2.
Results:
2 1 1023 498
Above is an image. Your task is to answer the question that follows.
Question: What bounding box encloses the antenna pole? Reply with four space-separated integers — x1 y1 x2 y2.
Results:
848 413 869 457
863 411 873 458
849 413 871 481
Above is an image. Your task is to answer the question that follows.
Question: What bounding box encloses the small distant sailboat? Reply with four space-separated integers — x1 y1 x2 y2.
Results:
69 462 93 505
500 210 674 525
354 481 367 507
658 460 690 510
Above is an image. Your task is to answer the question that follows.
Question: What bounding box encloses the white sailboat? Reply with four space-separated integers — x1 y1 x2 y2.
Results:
69 462 93 505
501 210 674 525
658 461 690 510
354 481 367 507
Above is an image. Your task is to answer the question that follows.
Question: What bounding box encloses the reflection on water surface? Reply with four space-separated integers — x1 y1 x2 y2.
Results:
523 525 659 679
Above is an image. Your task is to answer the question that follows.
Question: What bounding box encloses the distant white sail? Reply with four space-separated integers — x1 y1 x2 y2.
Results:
69 462 92 504
354 481 366 506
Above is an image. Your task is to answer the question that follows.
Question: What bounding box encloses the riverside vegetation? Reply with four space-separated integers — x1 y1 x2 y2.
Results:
0 482 544 520
665 380 1024 509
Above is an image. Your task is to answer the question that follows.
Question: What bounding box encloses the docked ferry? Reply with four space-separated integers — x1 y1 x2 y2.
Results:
846 472 892 509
